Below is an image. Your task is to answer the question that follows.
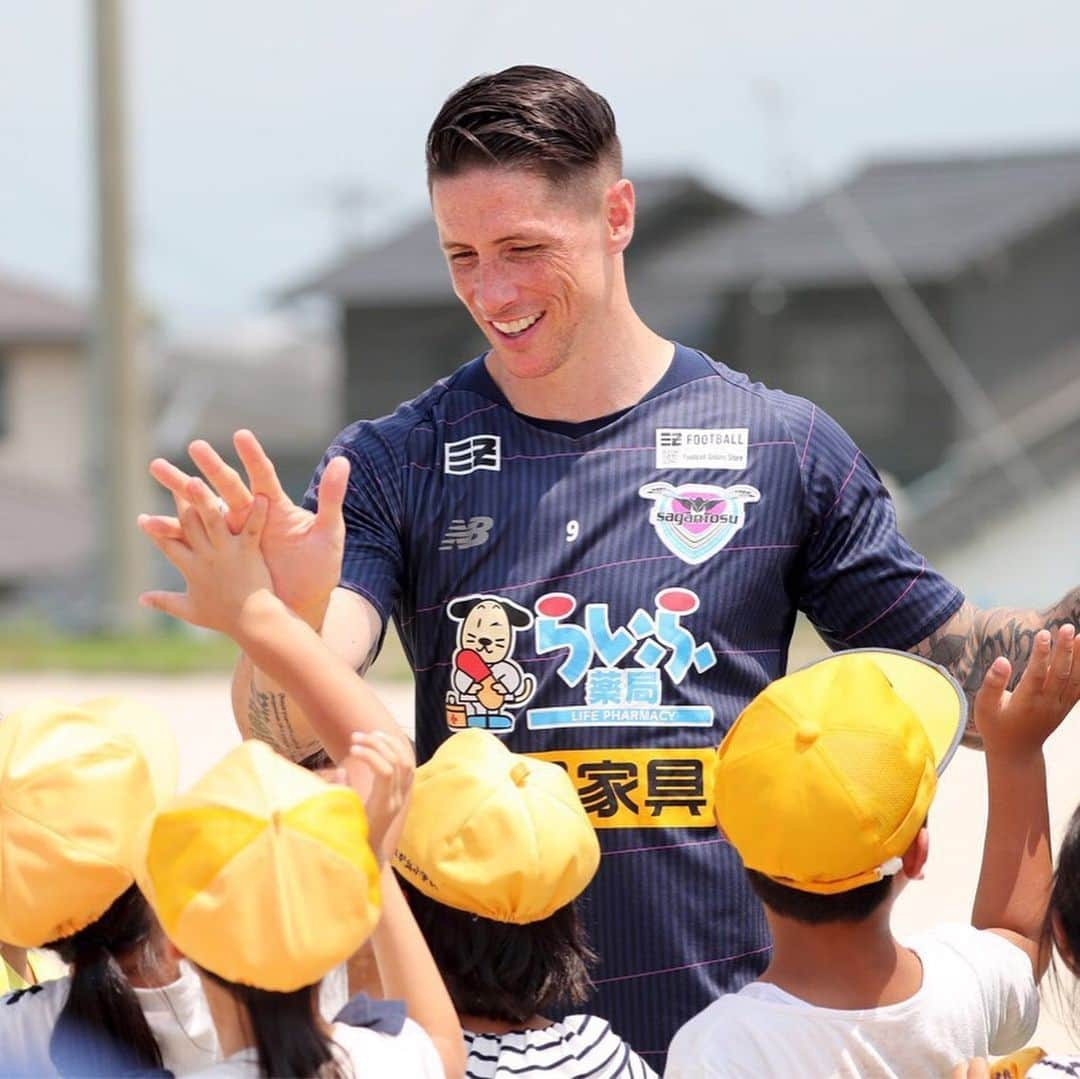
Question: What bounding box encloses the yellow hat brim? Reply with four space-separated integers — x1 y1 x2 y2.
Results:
808 649 966 776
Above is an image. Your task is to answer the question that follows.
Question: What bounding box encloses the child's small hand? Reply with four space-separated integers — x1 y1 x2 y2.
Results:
950 1059 989 1079
138 479 273 635
341 730 415 867
974 624 1080 757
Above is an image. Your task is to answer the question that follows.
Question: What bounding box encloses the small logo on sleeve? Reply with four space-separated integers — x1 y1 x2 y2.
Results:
444 435 501 475
439 516 494 550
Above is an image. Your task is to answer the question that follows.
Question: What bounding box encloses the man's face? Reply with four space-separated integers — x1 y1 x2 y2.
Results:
432 166 624 382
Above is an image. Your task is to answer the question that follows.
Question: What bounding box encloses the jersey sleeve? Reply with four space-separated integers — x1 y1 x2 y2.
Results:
790 401 964 651
304 424 405 628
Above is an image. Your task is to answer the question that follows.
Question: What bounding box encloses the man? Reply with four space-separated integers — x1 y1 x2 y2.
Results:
141 66 1080 1063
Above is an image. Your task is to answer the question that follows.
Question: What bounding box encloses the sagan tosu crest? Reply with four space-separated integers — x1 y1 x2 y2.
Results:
638 482 761 565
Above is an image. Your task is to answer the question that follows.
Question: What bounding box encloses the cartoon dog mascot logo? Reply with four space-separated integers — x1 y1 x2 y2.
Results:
445 594 537 733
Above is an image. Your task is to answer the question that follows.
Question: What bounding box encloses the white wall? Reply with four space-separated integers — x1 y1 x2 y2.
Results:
0 343 87 490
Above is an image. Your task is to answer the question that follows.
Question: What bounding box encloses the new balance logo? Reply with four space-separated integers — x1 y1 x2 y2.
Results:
444 435 501 475
439 516 495 551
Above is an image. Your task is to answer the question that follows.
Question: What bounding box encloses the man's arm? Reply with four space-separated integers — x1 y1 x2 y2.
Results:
231 586 388 763
231 587 393 764
912 588 1080 734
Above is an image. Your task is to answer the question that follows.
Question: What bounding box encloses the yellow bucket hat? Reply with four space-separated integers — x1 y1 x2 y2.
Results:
714 649 966 895
140 740 381 992
0 697 178 947
395 729 601 924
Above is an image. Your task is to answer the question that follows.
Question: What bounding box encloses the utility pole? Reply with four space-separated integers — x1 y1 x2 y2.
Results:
92 0 147 630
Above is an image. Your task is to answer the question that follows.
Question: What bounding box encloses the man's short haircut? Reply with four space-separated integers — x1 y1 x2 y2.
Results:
426 65 622 186
399 874 595 1023
745 869 893 925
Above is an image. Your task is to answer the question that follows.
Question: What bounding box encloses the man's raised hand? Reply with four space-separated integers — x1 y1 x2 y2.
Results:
139 429 350 628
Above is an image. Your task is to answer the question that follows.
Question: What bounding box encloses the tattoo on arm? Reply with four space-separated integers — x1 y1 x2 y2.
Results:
246 680 303 759
913 587 1080 741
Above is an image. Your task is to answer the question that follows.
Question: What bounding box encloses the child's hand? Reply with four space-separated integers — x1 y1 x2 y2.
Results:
341 730 415 867
138 479 274 635
974 623 1080 757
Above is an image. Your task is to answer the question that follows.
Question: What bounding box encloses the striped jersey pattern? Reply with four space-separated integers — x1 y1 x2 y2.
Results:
464 1015 657 1078
306 344 964 1064
1030 1059 1080 1076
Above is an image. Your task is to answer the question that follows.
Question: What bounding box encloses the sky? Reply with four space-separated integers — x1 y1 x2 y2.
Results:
2 0 1078 332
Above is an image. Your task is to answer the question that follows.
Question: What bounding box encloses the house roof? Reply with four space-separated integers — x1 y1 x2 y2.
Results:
0 270 88 347
645 146 1080 290
282 173 746 305
154 329 341 459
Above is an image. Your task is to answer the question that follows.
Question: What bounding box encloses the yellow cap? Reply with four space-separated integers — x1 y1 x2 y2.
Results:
715 649 966 895
395 730 601 923
0 697 179 947
140 741 380 992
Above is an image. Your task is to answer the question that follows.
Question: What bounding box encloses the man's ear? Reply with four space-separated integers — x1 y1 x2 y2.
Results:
901 826 930 882
605 178 635 254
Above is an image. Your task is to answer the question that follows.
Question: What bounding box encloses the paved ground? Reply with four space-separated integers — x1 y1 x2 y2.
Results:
2 671 1077 1057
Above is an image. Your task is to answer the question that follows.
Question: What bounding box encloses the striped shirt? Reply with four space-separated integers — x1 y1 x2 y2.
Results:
306 343 964 1064
464 1015 657 1078
1030 1057 1080 1076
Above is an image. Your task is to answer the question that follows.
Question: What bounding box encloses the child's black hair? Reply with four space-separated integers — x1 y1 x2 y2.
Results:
398 874 596 1024
745 869 894 925
1044 802 1080 1036
46 885 169 1076
198 968 347 1079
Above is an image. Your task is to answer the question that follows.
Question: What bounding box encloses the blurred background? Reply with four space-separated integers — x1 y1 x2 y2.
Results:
1 0 1078 655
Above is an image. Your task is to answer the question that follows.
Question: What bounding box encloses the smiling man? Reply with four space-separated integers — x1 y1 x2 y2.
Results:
142 66 1079 1068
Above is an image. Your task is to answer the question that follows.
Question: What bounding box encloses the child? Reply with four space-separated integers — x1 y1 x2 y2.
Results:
1022 800 1080 1077
666 635 1080 1077
395 727 657 1078
0 697 218 1076
137 479 466 1078
138 735 459 1078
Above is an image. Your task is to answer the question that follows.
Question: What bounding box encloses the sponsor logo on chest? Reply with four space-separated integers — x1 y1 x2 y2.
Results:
639 481 761 564
656 427 749 470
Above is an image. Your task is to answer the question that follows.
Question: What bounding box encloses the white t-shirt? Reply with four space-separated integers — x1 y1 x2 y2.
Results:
665 924 1038 1078
0 959 218 1076
188 1018 443 1077
464 1014 658 1078
319 962 350 1020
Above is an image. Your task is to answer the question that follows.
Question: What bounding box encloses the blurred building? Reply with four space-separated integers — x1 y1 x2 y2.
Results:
646 145 1080 485
153 316 341 500
0 280 339 620
0 270 93 606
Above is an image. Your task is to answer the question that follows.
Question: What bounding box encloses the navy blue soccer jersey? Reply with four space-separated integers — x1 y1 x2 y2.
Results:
304 344 964 1064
